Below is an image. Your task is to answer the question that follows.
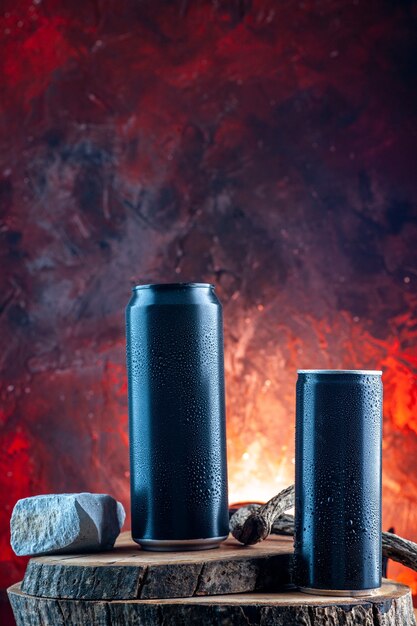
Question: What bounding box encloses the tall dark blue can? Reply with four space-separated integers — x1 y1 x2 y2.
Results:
126 283 229 551
294 370 382 595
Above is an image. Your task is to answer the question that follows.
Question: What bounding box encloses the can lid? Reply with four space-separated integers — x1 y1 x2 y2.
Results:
297 369 382 375
133 282 214 291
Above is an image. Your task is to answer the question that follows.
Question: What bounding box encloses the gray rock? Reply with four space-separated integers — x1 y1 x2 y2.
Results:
11 493 126 556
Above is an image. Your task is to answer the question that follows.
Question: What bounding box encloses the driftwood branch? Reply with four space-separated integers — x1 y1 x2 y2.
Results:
230 484 294 545
271 513 295 535
230 484 417 574
382 531 417 572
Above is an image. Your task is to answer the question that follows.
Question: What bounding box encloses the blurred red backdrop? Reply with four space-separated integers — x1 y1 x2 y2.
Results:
1 0 417 621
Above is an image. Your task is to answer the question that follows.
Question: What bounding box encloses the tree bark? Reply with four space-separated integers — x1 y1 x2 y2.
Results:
8 580 416 626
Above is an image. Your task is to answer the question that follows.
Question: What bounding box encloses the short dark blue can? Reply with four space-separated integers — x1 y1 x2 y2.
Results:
126 283 229 551
294 369 383 595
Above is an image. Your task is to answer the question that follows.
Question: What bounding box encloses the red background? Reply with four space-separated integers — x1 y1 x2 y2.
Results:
1 0 417 621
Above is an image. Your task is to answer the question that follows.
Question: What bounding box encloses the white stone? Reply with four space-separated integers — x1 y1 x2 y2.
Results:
10 493 126 556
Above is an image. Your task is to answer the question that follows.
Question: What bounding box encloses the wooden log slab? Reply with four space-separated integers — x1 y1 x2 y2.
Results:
19 532 293 600
8 579 416 625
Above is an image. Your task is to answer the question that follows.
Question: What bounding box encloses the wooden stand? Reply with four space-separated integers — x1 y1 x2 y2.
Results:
8 581 416 625
8 532 416 625
16 532 293 600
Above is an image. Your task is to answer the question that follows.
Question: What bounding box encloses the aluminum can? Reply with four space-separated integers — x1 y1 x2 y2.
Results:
294 370 382 595
126 283 229 551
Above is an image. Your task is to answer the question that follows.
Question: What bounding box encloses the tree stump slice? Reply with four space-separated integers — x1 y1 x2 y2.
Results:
8 580 416 626
8 532 416 625
18 532 293 601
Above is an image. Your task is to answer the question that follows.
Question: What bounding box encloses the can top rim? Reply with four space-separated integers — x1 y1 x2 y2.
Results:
297 369 382 375
133 282 214 291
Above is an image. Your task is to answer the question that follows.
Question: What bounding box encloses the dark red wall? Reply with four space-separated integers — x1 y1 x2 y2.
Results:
1 0 417 617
